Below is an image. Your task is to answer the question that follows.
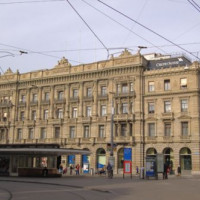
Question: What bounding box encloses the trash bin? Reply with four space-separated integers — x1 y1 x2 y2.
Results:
140 167 144 179
90 168 94 176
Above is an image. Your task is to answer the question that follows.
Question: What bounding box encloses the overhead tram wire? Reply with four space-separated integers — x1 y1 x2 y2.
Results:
0 42 82 64
65 0 110 60
80 0 167 54
187 0 200 13
96 0 200 61
0 0 65 5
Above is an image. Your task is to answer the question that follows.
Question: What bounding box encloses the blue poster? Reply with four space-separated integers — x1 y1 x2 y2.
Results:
124 148 132 161
68 155 75 165
82 155 89 173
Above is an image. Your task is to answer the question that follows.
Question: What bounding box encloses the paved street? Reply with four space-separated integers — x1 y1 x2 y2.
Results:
0 174 200 200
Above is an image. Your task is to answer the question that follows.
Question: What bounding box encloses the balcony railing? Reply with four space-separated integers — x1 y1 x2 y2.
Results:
41 100 50 105
83 96 93 101
114 91 135 98
69 97 79 102
114 114 135 121
54 98 66 104
0 101 12 108
30 101 38 106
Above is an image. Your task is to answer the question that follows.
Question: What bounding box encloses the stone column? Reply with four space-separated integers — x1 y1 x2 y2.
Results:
78 82 83 117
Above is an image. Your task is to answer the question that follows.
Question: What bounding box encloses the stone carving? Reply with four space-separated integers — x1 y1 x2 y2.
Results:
4 68 13 75
55 57 71 68
118 49 132 58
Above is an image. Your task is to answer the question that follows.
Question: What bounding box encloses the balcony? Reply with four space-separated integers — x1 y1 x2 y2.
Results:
69 97 79 103
114 114 135 121
54 98 66 104
146 136 157 143
114 136 134 144
18 101 26 107
81 117 92 123
83 96 93 102
161 112 174 120
41 100 50 105
114 91 135 98
97 94 108 100
0 101 12 108
180 135 191 142
30 100 38 106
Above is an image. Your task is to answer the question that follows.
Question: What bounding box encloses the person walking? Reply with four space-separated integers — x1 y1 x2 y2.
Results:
177 165 181 176
70 165 73 175
107 163 113 179
75 164 80 175
163 163 168 179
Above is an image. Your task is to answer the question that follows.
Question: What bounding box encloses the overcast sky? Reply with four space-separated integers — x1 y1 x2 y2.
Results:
0 0 200 73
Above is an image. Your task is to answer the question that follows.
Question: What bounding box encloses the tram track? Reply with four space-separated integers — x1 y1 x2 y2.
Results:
0 187 13 200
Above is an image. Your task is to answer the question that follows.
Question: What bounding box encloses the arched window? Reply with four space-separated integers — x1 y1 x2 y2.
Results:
146 148 157 157
180 147 192 170
163 148 174 172
117 148 124 168
96 148 106 169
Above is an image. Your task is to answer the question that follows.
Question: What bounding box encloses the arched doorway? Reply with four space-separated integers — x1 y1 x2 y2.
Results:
180 147 192 170
117 148 124 169
96 148 106 169
163 148 174 173
146 148 157 158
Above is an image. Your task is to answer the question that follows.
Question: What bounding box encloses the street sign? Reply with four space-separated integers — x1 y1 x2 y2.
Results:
123 161 132 174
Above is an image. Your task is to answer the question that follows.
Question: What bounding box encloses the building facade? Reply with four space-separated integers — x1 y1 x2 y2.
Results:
0 50 200 175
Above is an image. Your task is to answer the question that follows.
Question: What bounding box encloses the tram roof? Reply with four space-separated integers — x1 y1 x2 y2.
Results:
0 148 90 156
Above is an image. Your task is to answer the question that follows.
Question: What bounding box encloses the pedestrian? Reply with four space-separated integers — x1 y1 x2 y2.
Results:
163 163 168 179
59 164 63 174
136 166 139 175
70 165 73 175
177 165 181 176
75 164 80 175
107 163 113 178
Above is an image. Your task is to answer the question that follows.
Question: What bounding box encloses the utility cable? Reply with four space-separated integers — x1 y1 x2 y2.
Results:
0 0 65 5
0 42 82 64
187 0 200 13
96 0 200 61
80 0 166 54
65 0 109 59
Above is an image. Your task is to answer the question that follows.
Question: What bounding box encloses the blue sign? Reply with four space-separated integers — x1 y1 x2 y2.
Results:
124 148 132 161
68 155 75 165
82 155 89 173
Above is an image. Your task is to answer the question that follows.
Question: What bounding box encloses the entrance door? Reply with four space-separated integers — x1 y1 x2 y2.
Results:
0 156 9 176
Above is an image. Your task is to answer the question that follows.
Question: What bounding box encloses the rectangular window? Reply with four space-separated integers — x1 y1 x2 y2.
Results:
181 99 188 112
17 129 22 140
44 109 48 120
58 91 64 100
40 128 46 139
55 127 60 138
84 126 89 138
148 123 155 137
164 123 171 136
148 102 155 114
164 80 170 91
130 82 134 92
122 84 128 93
32 93 38 102
70 126 75 138
28 128 34 139
99 125 104 138
101 86 107 96
87 88 92 97
20 95 26 103
164 101 171 113
73 89 78 98
86 106 92 117
122 103 128 114
20 111 25 121
148 82 155 92
101 105 106 116
31 110 36 120
57 108 63 119
182 122 188 136
44 92 50 101
180 78 187 89
72 107 78 118
117 84 121 94
121 124 127 136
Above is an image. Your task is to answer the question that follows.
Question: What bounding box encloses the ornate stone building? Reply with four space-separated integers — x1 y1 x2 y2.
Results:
0 50 200 175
